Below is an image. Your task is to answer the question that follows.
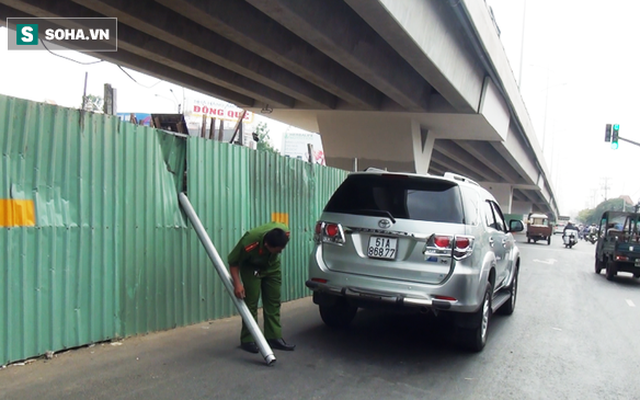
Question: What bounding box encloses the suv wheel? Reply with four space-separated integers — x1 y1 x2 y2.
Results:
605 261 617 281
319 299 358 328
497 268 518 315
460 282 492 352
595 257 604 274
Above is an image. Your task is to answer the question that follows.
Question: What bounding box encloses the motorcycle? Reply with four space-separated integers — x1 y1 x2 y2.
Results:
585 232 597 244
563 229 579 248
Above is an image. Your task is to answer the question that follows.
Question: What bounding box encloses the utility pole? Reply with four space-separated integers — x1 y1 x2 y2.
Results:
517 0 527 88
601 177 611 201
590 189 597 208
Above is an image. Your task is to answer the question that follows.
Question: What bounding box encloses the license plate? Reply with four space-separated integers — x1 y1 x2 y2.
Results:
367 236 397 260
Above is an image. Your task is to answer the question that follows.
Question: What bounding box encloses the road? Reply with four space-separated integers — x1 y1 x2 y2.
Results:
1 234 639 400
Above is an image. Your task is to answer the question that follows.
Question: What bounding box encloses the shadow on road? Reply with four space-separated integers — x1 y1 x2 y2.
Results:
296 307 514 365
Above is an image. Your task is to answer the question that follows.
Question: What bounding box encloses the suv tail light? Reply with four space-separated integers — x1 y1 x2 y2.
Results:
453 235 474 259
314 221 346 245
424 233 474 260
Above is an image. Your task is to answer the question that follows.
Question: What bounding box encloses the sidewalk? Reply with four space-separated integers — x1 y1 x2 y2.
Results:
0 297 320 400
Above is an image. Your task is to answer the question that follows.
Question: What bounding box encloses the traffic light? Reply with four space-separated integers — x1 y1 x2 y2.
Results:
604 124 612 142
611 124 619 149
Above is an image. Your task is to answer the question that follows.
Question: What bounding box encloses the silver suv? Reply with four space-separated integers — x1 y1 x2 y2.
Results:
306 170 524 351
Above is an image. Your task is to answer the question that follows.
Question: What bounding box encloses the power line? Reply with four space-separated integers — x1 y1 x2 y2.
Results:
117 65 163 89
41 40 103 65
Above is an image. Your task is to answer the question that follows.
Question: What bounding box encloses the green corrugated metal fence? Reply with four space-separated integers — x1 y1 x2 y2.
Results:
0 94 347 365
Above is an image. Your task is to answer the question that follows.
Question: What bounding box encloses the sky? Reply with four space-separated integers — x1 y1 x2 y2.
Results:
486 0 640 215
0 27 296 149
1 2 640 217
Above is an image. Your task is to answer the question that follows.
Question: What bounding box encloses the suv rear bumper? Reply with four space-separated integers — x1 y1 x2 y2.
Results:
306 280 453 310
307 250 487 313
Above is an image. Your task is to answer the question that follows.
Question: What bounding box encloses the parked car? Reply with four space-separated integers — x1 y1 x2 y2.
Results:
306 170 524 352
554 223 566 235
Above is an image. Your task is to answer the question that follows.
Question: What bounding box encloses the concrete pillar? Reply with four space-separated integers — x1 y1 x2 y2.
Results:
511 201 533 216
316 113 433 174
411 120 435 175
481 182 513 213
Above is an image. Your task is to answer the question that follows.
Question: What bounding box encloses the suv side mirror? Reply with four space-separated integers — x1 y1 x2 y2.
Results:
508 219 524 233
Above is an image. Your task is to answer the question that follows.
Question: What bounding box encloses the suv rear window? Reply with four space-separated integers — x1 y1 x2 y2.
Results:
324 174 464 223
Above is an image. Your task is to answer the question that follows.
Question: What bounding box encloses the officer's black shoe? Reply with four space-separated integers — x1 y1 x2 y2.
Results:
267 338 296 351
240 342 259 354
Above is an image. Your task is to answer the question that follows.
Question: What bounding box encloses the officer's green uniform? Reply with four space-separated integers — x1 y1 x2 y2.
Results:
227 222 289 344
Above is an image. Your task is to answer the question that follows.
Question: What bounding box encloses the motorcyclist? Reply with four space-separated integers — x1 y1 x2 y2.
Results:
563 221 578 236
562 221 578 236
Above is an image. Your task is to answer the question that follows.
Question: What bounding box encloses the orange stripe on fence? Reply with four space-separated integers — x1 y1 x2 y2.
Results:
271 212 289 227
0 199 36 227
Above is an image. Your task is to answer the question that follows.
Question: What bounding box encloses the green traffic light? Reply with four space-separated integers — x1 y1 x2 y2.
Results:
611 141 619 150
614 124 619 130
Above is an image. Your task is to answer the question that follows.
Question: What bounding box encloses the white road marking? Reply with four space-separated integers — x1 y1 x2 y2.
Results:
533 259 558 265
626 299 636 307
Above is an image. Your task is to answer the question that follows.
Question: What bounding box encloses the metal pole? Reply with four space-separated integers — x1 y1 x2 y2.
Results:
178 193 276 366
517 0 527 88
81 71 88 110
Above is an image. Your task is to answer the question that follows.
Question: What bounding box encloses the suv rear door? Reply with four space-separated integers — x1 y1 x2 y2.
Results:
317 174 465 285
482 200 509 288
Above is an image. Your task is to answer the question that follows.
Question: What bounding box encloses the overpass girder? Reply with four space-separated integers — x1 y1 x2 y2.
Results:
455 140 523 184
246 0 433 112
345 0 482 114
73 0 346 110
156 0 384 110
0 2 256 107
433 140 503 183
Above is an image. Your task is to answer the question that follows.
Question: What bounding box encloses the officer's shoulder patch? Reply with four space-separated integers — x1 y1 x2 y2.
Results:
244 242 259 252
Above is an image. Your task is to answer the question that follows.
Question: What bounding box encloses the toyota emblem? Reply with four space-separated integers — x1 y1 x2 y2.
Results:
378 219 391 229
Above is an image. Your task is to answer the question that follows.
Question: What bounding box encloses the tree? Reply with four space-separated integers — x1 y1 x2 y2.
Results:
82 94 104 113
254 122 279 155
576 198 630 226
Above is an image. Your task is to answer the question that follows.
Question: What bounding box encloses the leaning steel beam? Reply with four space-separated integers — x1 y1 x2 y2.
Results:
178 193 276 367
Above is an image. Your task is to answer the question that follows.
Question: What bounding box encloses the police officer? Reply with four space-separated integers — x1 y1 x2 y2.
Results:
228 222 296 353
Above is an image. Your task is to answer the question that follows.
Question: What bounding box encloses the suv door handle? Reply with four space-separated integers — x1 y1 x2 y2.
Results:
489 237 495 247
502 238 508 247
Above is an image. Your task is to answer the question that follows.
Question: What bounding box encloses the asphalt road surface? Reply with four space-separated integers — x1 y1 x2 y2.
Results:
1 234 639 400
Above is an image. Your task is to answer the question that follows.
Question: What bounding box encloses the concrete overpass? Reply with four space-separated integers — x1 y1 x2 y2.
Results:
0 0 560 217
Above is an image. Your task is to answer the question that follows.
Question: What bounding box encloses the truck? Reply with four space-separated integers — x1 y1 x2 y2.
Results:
526 213 552 245
594 211 640 281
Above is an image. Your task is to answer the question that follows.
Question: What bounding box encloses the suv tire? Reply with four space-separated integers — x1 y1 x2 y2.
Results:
319 299 358 328
605 261 617 281
497 267 518 316
460 282 492 352
595 257 604 274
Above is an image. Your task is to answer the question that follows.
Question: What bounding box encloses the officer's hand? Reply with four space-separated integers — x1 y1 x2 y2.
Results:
233 283 245 299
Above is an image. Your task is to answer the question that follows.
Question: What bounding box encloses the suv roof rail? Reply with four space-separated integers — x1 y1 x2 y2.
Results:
444 172 480 186
364 167 387 172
